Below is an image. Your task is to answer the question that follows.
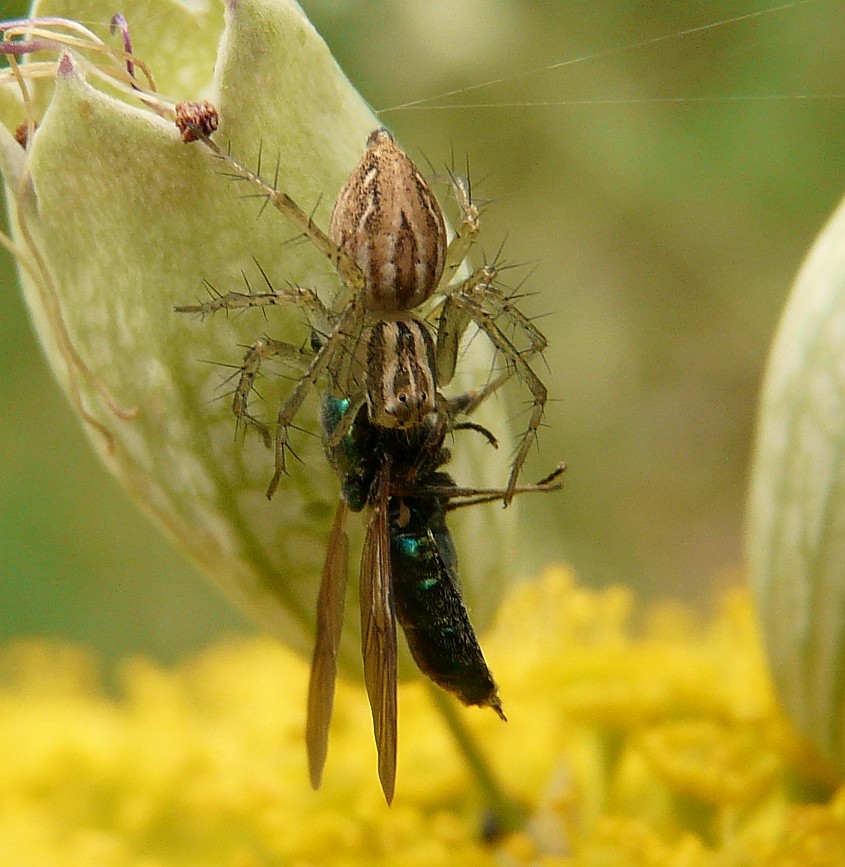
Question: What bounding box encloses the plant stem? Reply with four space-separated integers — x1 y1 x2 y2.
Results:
426 682 525 835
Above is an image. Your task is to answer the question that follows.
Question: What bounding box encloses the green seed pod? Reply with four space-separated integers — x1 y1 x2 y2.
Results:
0 0 516 672
747 191 845 766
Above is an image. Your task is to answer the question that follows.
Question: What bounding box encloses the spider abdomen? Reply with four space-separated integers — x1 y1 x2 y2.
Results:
330 128 447 313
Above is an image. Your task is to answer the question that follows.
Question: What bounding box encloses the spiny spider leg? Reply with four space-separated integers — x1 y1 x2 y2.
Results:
174 109 366 313
433 264 502 386
434 264 547 386
323 392 367 448
232 336 314 447
444 293 548 505
266 301 364 498
438 172 479 287
472 275 548 355
175 285 330 332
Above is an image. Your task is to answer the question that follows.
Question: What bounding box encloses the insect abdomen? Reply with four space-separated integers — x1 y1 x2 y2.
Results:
389 497 504 717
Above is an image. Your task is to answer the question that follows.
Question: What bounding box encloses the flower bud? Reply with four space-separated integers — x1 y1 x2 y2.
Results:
748 188 845 766
0 0 515 671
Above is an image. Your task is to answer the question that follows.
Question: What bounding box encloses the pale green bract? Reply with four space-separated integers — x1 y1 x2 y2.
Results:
748 190 845 767
0 0 516 674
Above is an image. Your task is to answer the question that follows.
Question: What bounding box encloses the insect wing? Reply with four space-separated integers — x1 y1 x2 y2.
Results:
360 468 398 803
306 500 350 790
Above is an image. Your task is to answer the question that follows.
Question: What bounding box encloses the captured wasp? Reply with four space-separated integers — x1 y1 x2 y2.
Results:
309 386 564 803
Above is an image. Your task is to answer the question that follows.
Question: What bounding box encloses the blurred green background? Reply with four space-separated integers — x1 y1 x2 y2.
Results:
2 0 845 664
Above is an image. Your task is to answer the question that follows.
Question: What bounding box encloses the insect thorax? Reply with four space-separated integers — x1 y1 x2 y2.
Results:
320 389 450 514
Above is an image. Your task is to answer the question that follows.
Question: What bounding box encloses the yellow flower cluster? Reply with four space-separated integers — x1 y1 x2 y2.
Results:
0 567 841 866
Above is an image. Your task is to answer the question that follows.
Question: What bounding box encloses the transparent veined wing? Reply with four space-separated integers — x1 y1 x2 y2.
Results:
306 500 350 789
360 466 398 803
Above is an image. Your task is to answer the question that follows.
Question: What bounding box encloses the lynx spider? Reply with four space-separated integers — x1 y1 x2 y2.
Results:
175 104 548 504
